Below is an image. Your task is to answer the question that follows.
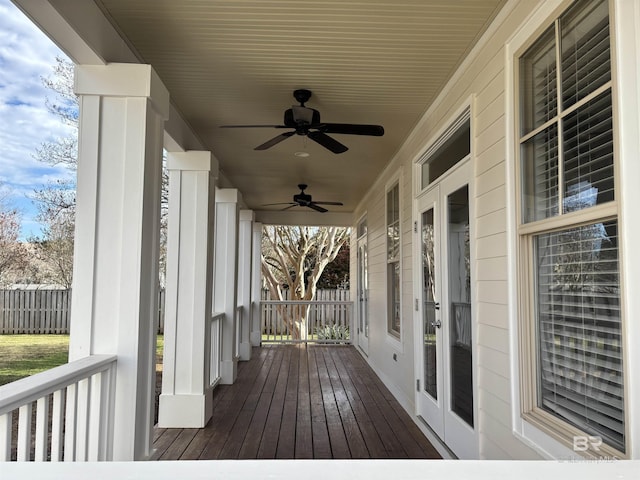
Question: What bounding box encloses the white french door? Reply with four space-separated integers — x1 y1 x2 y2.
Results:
356 234 369 355
415 161 477 458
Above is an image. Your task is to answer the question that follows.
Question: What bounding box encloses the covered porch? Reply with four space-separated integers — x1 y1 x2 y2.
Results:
152 344 440 460
1 0 640 474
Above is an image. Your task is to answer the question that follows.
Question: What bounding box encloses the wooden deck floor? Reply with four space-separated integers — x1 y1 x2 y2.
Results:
152 344 441 460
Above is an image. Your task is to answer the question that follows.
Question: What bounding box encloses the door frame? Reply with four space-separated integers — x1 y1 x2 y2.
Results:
413 159 479 459
356 214 369 356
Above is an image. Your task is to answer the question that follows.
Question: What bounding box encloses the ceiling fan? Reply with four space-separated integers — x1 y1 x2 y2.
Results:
220 89 384 154
263 184 343 213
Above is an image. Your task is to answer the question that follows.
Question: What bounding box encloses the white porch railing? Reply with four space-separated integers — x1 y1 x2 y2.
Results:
209 313 223 388
235 306 242 357
261 300 353 344
0 355 117 462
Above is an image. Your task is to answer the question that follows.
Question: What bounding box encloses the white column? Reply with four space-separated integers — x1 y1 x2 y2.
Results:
237 210 254 361
70 64 169 461
213 189 240 384
158 151 218 428
250 222 263 346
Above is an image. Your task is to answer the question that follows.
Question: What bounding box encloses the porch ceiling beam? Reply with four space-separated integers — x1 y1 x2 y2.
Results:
255 210 353 227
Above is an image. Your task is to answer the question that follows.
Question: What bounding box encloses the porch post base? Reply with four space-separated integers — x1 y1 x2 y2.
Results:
220 358 238 385
250 331 262 347
239 341 252 361
157 391 213 428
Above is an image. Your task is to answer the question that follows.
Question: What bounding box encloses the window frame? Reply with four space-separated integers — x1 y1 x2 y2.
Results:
386 178 402 340
514 0 627 459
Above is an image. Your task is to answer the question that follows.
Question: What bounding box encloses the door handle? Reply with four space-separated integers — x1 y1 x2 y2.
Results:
430 319 442 329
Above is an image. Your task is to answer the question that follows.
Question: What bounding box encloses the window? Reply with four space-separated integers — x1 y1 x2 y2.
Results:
387 182 401 337
421 113 470 189
518 0 625 456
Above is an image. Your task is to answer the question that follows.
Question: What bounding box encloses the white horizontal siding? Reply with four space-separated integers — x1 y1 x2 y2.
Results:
477 257 508 282
477 280 509 305
352 0 556 460
477 185 506 218
476 301 510 329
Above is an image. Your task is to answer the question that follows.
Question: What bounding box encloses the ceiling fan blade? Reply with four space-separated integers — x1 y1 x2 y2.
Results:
307 131 348 154
307 203 328 213
255 131 295 150
281 204 298 211
320 123 384 136
312 201 344 206
262 202 296 207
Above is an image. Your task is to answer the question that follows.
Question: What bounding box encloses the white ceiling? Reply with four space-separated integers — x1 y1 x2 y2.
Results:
94 0 506 217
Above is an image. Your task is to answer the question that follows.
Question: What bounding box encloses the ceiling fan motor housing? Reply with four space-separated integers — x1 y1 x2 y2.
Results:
284 107 320 130
293 192 312 204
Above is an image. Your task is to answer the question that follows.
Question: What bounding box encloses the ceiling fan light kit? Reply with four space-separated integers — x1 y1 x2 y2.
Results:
221 89 384 154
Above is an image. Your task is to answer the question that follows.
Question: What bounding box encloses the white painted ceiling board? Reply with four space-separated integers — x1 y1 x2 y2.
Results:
95 0 506 217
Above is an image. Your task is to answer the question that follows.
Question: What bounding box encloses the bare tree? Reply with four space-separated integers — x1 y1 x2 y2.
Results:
261 225 348 339
27 57 78 287
30 57 170 286
0 186 28 286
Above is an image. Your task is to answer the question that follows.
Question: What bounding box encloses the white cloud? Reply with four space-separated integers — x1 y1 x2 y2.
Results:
0 0 74 239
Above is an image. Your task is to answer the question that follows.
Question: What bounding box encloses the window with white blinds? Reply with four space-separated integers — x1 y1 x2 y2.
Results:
535 220 623 452
520 0 613 223
518 0 625 455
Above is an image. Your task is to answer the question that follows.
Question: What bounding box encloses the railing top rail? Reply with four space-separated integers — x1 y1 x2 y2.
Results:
261 300 353 306
211 312 225 321
0 354 117 415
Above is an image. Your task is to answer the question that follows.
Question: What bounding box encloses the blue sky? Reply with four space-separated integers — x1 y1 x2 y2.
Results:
0 0 74 239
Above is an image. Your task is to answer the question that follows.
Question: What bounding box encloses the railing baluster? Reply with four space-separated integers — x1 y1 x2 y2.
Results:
0 355 117 463
17 403 32 461
51 389 65 461
35 395 50 461
64 383 77 461
0 412 12 461
75 377 91 461
87 372 103 461
209 313 224 387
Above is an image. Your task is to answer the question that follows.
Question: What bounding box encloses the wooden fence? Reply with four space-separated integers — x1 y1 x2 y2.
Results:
0 290 72 334
0 289 167 335
0 288 348 335
260 289 351 343
260 289 350 303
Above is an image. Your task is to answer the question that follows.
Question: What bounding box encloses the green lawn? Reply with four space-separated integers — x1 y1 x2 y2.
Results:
0 335 70 386
0 334 165 387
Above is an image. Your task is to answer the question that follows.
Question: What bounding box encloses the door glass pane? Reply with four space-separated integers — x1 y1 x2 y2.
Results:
388 261 401 336
448 185 473 427
363 246 369 337
358 244 369 338
422 208 437 399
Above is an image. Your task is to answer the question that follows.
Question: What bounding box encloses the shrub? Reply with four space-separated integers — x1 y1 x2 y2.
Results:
315 324 350 341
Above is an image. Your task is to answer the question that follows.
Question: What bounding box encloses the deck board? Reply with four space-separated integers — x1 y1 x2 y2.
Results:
153 344 441 460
